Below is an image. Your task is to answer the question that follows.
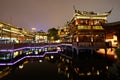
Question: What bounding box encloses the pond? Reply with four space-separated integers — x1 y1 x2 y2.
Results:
0 52 119 80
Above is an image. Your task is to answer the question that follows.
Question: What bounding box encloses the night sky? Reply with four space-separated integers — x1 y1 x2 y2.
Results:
0 0 120 32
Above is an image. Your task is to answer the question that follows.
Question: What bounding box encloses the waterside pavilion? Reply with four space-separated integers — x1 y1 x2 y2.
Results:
102 21 120 47
68 8 112 55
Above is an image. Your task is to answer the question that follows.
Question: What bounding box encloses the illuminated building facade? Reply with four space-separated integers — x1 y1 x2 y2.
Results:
69 8 112 48
102 21 120 47
0 21 48 44
0 22 34 43
35 30 48 43
58 26 70 42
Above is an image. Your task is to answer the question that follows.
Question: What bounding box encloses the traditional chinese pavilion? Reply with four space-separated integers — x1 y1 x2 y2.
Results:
69 7 112 54
102 21 120 46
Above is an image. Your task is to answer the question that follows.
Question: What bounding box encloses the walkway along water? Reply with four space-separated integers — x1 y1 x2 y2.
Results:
0 43 62 64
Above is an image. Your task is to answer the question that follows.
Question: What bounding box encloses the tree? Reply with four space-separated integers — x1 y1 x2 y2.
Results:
47 28 59 42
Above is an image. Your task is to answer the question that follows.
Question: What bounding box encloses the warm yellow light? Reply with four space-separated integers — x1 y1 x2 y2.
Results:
76 36 79 42
50 55 54 59
13 51 19 57
114 54 118 59
67 73 70 78
97 48 118 60
32 28 36 32
35 51 38 54
19 65 24 69
2 28 22 34
65 67 68 71
66 59 69 63
57 47 61 50
87 72 91 75
58 68 60 72
97 48 115 55
106 66 109 70
106 35 118 47
0 24 3 27
97 70 100 75
39 60 43 63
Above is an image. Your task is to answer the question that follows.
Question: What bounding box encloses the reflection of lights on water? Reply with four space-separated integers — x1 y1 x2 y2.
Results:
0 71 2 73
97 48 118 59
65 67 68 71
97 70 100 75
67 73 70 78
23 61 28 64
106 66 109 70
19 65 24 69
39 60 42 63
66 59 69 63
87 72 91 76
76 68 79 71
45 56 50 60
60 56 62 59
74 67 101 76
92 67 94 71
50 55 54 59
79 73 85 76
62 58 64 62
114 54 118 59
58 68 60 72
74 68 79 73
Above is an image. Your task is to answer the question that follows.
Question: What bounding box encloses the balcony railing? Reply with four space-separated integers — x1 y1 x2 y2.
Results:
72 42 112 48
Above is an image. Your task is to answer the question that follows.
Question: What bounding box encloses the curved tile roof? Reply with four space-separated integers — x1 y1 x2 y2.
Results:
101 21 120 30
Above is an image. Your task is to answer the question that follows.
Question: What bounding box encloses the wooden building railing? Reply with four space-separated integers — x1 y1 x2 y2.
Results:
72 42 112 48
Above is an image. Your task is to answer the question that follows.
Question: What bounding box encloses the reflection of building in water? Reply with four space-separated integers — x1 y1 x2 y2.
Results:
0 57 44 79
0 53 118 80
0 66 11 79
57 54 112 80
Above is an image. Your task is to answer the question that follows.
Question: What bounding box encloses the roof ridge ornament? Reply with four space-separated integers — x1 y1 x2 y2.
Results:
73 5 77 13
105 8 113 14
73 6 112 17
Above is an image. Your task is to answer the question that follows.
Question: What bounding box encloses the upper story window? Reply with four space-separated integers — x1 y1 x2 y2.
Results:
78 25 91 29
75 19 107 26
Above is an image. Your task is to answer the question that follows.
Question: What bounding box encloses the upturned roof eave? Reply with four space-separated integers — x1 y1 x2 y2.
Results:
101 21 120 29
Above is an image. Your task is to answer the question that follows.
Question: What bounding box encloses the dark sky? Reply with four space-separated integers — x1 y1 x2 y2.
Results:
0 0 120 32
